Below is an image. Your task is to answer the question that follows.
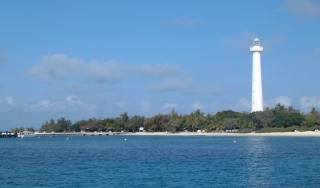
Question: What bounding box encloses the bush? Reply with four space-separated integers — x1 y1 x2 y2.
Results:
238 128 252 133
257 126 319 133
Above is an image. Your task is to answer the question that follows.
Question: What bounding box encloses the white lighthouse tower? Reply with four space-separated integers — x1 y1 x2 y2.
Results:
250 37 263 112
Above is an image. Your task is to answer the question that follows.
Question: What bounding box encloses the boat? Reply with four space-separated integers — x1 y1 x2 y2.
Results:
18 131 36 138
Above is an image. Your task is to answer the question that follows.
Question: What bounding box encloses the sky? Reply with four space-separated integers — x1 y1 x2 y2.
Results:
0 0 320 130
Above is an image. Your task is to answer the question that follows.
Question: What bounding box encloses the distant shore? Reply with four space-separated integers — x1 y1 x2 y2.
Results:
122 131 320 137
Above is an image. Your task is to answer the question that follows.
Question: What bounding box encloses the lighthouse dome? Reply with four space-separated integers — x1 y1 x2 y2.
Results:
253 37 260 46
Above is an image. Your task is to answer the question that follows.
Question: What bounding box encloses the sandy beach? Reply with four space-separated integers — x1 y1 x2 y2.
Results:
122 131 320 137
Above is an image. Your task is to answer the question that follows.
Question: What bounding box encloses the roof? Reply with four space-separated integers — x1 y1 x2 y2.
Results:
80 125 91 130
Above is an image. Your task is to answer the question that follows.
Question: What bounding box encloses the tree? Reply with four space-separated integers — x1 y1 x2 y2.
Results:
39 118 55 132
208 110 242 131
274 103 285 111
39 118 72 132
117 112 130 132
91 119 104 131
26 127 37 132
143 114 169 132
251 110 275 128
56 117 72 132
238 112 254 131
301 107 320 127
287 106 298 113
129 115 145 132
271 104 304 128
310 107 319 115
185 109 206 132
224 118 239 130
10 127 24 133
214 110 240 120
103 118 118 132
164 109 183 133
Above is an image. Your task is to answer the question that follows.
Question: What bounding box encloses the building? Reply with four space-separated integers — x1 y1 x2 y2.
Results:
250 37 264 112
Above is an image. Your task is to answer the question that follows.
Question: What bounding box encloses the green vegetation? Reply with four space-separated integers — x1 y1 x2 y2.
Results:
10 126 37 133
11 104 320 133
257 126 319 133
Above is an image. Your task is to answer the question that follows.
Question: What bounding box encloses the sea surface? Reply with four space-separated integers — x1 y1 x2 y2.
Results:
1 136 320 187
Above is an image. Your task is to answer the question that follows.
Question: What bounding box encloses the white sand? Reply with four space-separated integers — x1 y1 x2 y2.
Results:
122 131 320 137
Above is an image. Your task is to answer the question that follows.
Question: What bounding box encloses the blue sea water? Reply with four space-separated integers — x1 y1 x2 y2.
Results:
1 136 320 187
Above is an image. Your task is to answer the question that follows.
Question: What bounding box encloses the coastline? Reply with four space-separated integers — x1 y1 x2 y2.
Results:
122 131 320 137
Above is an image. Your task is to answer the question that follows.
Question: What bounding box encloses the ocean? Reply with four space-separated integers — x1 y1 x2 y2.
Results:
1 136 320 187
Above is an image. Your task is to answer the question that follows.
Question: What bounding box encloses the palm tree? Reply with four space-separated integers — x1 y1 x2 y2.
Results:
185 113 197 132
310 107 319 115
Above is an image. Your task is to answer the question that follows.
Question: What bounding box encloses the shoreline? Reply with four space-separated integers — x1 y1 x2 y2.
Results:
121 131 320 137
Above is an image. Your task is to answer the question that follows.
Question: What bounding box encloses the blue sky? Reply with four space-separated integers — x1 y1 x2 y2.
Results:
1 0 320 130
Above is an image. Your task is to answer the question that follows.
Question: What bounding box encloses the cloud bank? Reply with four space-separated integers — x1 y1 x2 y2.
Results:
284 0 320 20
28 54 222 95
300 96 320 109
5 96 15 105
28 54 123 83
265 96 292 108
28 54 183 83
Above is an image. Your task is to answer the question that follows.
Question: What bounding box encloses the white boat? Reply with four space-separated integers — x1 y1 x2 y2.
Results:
18 131 35 138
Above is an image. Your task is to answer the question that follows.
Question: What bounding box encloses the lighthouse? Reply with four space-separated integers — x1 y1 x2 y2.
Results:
250 37 263 112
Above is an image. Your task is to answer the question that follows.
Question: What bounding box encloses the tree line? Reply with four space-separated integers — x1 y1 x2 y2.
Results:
11 104 320 133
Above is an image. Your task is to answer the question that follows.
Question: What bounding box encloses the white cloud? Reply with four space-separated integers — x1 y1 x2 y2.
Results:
161 103 178 110
274 96 292 107
190 102 205 111
188 86 223 95
28 54 124 83
30 96 84 110
148 77 190 92
236 97 251 108
208 96 291 114
0 96 99 130
5 96 15 105
159 17 204 28
141 101 152 113
39 100 50 107
300 96 320 108
88 60 123 82
28 54 84 83
207 98 251 113
66 95 83 105
130 64 183 77
265 96 292 108
30 100 53 109
284 0 320 20
28 54 223 98
147 76 223 95
28 54 184 84
116 101 127 108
